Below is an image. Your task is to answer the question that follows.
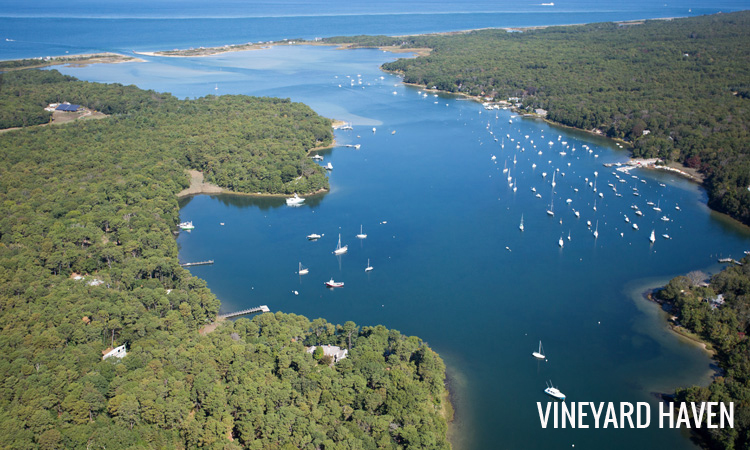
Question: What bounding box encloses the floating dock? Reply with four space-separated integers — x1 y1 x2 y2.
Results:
180 260 214 267
218 305 270 319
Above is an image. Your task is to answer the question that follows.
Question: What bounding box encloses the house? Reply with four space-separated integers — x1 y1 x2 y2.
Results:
306 344 348 362
102 344 127 360
534 108 548 117
55 103 81 112
709 294 725 309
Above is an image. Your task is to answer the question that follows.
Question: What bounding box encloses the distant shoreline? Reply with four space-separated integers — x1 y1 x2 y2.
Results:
0 52 143 71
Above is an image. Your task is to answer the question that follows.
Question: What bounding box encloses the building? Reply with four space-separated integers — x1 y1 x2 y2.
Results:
102 344 127 360
306 344 348 362
534 108 548 117
55 103 80 112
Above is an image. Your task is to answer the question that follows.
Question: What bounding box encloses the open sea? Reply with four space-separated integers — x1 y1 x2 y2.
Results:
3 1 749 448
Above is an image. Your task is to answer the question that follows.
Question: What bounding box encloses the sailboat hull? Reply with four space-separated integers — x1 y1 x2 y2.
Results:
532 352 545 359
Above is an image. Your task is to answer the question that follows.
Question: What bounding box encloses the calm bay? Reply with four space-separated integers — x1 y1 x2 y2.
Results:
8 2 750 447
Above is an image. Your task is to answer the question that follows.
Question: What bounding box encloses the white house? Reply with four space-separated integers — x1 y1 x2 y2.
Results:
102 344 127 360
306 344 348 362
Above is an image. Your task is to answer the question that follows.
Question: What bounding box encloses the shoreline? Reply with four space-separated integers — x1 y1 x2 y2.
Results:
176 169 329 199
0 52 144 71
645 290 716 357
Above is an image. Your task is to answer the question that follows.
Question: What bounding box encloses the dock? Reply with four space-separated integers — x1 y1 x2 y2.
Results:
180 260 214 267
218 305 270 319
718 258 743 266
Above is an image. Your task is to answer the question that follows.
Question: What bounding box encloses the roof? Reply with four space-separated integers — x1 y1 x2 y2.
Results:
56 104 80 112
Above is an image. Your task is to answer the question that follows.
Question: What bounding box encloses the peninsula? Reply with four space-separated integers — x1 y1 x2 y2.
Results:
0 69 451 449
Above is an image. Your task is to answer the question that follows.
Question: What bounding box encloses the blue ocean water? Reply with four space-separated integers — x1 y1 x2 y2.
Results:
1 0 747 60
6 1 750 448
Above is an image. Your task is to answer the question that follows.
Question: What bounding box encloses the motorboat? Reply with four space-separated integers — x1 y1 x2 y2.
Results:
325 278 344 288
307 233 322 240
544 381 566 400
178 221 195 230
286 193 305 206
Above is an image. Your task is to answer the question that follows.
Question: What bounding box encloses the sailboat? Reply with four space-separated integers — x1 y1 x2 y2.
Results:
551 171 556 188
547 195 555 217
519 214 524 232
298 262 309 275
532 341 545 359
544 381 566 400
365 258 373 272
558 236 564 248
649 229 656 243
593 221 599 239
356 225 367 239
333 234 348 255
567 231 571 241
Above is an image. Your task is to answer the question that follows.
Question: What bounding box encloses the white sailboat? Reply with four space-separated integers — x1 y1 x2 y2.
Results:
333 234 348 255
558 236 564 248
547 195 555 217
593 221 599 239
298 262 309 275
551 171 556 188
519 214 524 232
356 225 367 239
544 381 566 400
532 341 545 359
649 229 656 243
365 258 373 272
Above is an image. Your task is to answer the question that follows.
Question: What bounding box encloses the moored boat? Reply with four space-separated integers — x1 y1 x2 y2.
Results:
325 278 344 288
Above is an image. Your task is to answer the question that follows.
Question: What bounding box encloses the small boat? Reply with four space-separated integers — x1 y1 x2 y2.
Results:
632 223 639 230
312 154 324 161
649 230 656 243
298 262 309 275
333 233 348 255
365 258 373 272
567 231 571 241
624 215 630 223
356 225 367 239
532 341 545 359
558 237 564 248
635 210 643 216
661 216 670 222
326 162 333 170
574 210 580 218
519 214 524 232
325 278 344 288
663 234 671 239
286 193 305 206
551 172 556 188
178 221 195 230
307 233 322 240
544 381 566 400
593 221 599 239
653 200 662 212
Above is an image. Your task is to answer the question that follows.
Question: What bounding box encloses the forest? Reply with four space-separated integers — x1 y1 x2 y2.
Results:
0 69 450 449
656 258 750 449
324 11 750 226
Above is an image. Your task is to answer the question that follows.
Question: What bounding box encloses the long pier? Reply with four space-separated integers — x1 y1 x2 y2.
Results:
180 260 214 267
218 305 270 319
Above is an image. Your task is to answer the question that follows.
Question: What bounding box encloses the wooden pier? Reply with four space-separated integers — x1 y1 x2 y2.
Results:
218 305 270 319
180 260 214 267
